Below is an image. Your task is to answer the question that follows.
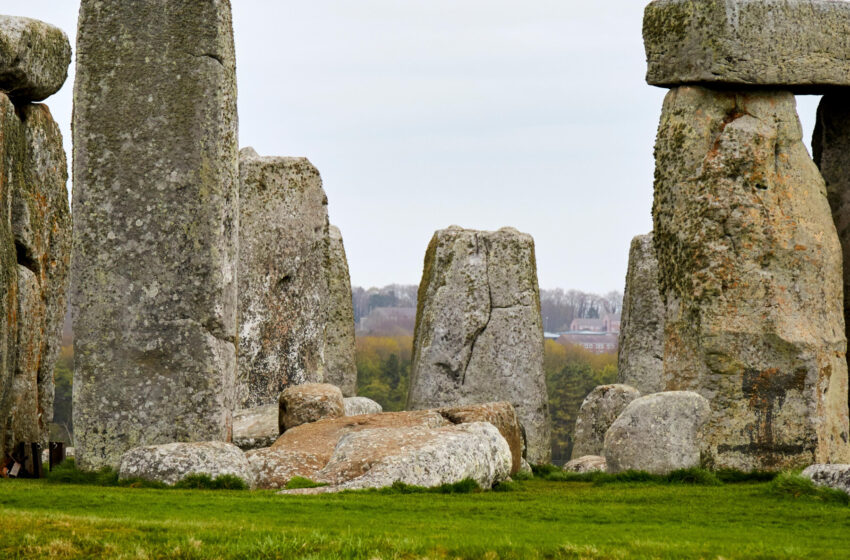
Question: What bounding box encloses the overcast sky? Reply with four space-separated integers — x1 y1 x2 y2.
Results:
2 1 822 292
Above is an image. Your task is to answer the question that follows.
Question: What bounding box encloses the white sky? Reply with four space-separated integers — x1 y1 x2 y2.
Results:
1 1 822 292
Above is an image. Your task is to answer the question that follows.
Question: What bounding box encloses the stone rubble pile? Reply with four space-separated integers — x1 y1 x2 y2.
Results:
0 15 72 475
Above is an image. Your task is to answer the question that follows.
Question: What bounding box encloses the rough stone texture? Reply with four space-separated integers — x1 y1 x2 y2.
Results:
0 15 71 102
279 383 344 432
118 441 254 488
571 384 641 459
617 234 665 393
563 455 607 474
653 86 850 471
438 401 523 475
343 396 383 417
0 93 71 460
238 148 330 407
604 391 710 474
253 410 449 488
323 225 357 397
407 226 551 464
519 458 532 476
232 405 278 451
72 0 239 470
801 464 850 495
315 422 512 491
813 94 850 407
644 0 850 92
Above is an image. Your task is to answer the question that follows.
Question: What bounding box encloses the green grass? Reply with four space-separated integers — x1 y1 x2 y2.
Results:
2 476 850 559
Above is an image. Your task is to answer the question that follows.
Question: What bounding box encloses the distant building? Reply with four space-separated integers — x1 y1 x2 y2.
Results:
357 306 417 336
558 313 621 354
569 313 620 334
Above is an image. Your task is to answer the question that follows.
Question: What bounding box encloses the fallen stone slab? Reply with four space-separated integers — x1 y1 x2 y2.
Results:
278 422 511 493
438 401 524 475
118 441 255 488
801 464 850 495
343 396 383 417
279 383 344 432
232 405 278 451
571 384 640 459
246 446 329 490
0 15 71 102
564 455 607 474
644 0 850 92
604 391 710 475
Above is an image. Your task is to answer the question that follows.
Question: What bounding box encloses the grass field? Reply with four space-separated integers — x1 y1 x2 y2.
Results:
2 477 849 559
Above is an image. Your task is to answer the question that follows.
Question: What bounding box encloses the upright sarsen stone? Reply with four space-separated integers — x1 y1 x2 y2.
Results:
653 86 850 470
238 149 329 407
407 226 551 464
323 225 357 397
72 1 239 470
617 233 665 393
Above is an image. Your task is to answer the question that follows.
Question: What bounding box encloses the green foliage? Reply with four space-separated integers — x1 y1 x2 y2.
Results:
544 340 617 462
285 476 328 490
355 335 412 411
373 478 481 495
768 472 850 505
532 466 722 486
173 474 249 490
46 459 119 486
492 479 521 492
512 469 534 481
715 468 778 483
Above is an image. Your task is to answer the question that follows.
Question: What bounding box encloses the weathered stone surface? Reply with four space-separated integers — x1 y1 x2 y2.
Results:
813 94 850 406
408 226 551 464
652 86 850 470
438 401 523 475
604 391 709 474
232 405 278 451
519 458 532 476
238 148 330 407
279 383 344 432
618 234 664 393
564 455 607 474
0 93 71 460
0 15 71 102
644 0 850 92
314 422 512 491
254 410 449 488
72 0 239 470
323 225 357 397
118 441 254 488
801 464 850 495
343 396 383 417
571 384 641 459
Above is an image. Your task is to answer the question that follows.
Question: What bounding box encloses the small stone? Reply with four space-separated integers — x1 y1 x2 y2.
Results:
408 226 551 464
604 391 710 475
438 401 524 475
118 441 255 488
563 455 607 474
571 384 641 459
0 15 71 102
343 396 383 417
518 458 533 476
279 383 345 432
617 234 664 393
232 405 279 451
644 0 850 92
323 225 357 397
801 464 850 495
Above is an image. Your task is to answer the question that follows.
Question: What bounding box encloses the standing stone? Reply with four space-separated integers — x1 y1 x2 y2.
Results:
323 225 357 397
643 0 850 92
407 226 551 464
813 94 850 405
238 148 329 408
0 15 71 102
571 384 640 459
0 88 71 461
617 234 665 393
652 86 850 470
72 1 239 470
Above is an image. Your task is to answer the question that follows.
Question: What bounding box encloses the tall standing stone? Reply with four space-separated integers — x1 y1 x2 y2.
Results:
237 149 329 408
323 225 357 397
72 1 239 470
652 86 850 470
407 226 551 464
617 233 665 393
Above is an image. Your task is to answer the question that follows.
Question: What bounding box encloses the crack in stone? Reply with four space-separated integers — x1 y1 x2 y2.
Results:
463 234 491 386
